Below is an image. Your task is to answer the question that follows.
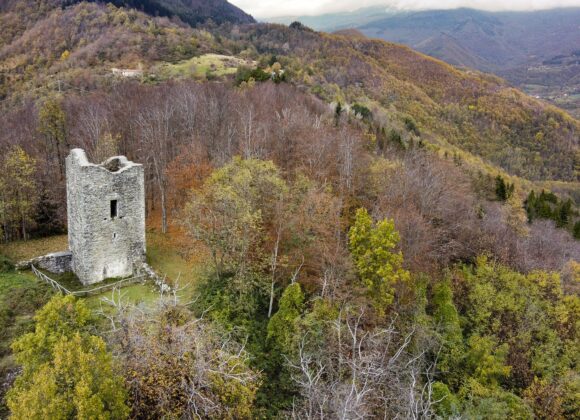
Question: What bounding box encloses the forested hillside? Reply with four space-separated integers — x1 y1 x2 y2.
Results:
0 1 579 419
358 8 580 119
0 0 254 25
219 23 580 182
270 7 580 118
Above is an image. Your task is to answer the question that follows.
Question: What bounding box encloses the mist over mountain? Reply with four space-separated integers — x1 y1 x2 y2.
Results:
265 6 398 30
360 8 579 69
269 7 580 117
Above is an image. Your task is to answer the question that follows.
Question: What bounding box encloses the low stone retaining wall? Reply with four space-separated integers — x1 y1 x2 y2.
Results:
17 251 73 274
140 262 171 293
18 253 171 295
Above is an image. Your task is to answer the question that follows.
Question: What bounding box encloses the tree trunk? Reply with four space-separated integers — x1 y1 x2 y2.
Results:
268 229 281 318
160 186 167 234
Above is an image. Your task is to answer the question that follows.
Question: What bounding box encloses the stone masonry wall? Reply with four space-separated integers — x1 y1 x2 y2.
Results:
16 251 73 274
66 149 146 285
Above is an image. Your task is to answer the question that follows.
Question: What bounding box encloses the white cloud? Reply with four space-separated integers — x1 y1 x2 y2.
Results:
230 0 580 18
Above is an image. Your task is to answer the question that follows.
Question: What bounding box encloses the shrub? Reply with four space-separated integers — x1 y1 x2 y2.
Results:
0 255 14 273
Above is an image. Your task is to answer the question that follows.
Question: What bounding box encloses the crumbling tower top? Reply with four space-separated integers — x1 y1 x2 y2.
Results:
66 149 146 285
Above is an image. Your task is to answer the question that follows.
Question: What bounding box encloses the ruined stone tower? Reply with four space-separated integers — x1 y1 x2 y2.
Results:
66 149 146 285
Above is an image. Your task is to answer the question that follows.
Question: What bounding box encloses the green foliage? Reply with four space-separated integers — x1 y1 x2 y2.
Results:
10 294 92 370
0 146 38 241
8 333 129 420
526 189 577 234
260 283 306 413
494 175 514 201
7 295 128 419
461 379 533 420
0 254 14 273
235 66 271 85
267 283 304 352
195 271 269 346
432 381 460 418
348 208 410 315
432 277 464 387
352 103 372 120
464 335 511 387
403 116 420 135
424 258 580 417
453 258 578 409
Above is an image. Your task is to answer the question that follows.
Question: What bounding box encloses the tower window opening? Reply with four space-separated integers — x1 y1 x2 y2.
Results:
110 200 118 219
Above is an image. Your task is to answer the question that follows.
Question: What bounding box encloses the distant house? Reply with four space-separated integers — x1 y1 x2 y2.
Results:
111 68 143 78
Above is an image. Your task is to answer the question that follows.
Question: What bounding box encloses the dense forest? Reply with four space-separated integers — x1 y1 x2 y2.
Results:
0 1 579 419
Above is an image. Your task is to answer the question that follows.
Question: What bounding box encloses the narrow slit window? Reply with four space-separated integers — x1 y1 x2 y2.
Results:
110 200 118 219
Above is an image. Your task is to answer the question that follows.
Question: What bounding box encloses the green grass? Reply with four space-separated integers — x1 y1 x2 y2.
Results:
84 283 161 310
0 231 202 304
0 235 68 262
146 232 201 302
154 54 255 80
0 270 39 295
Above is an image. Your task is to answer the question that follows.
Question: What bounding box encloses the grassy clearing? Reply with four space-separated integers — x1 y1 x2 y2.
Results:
84 283 161 310
154 53 255 80
146 231 201 302
0 230 202 304
0 235 67 262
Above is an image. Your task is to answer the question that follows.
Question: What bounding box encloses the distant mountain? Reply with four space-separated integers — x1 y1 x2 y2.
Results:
0 1 578 182
358 8 580 117
359 8 579 71
265 6 398 30
268 7 580 118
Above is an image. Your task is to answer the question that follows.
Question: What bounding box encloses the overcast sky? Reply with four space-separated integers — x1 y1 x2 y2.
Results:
230 0 580 18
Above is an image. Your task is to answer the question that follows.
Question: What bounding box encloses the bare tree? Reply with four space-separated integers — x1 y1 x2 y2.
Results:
288 308 437 419
104 295 261 419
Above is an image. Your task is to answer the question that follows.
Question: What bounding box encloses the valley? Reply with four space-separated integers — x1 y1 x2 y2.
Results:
269 7 580 118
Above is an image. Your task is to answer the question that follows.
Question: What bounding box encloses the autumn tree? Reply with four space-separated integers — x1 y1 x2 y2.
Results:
7 295 128 419
182 157 287 280
348 208 410 315
106 296 260 419
0 146 38 241
38 96 68 178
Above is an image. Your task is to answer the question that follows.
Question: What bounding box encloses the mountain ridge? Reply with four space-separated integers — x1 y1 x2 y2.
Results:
0 1 578 182
268 7 580 118
0 0 255 25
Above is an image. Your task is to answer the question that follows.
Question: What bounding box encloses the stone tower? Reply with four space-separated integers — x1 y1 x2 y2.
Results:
66 149 146 285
